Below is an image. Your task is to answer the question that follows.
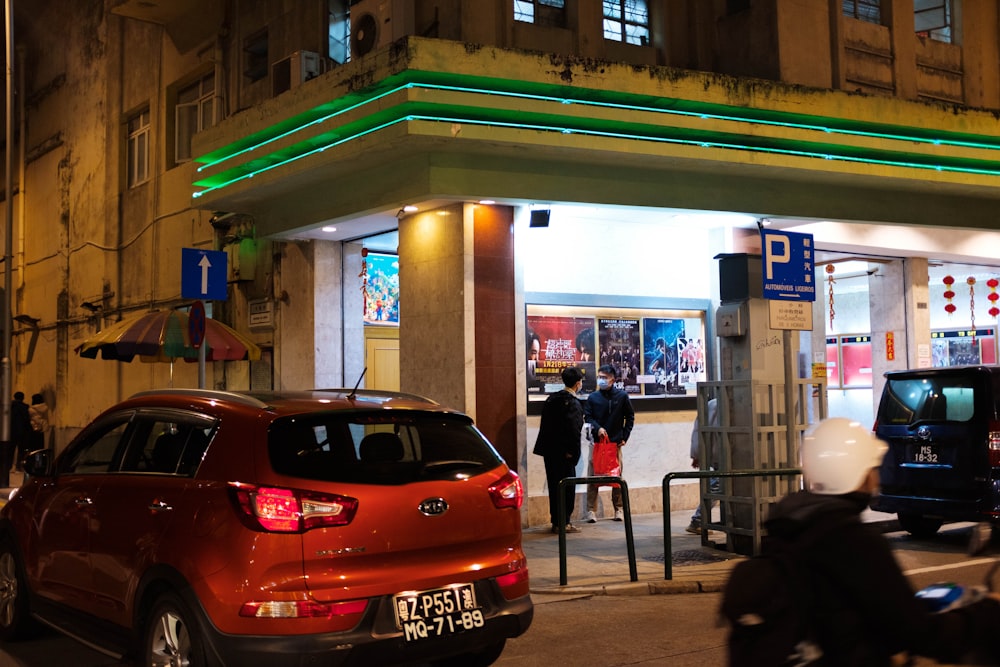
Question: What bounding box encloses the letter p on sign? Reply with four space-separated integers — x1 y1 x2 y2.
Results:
764 233 790 279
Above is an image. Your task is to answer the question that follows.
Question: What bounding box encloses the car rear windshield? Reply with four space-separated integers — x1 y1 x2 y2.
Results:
267 410 504 484
880 375 980 425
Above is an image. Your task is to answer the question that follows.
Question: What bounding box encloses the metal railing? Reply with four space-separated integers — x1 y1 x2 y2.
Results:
556 476 637 586
661 468 801 580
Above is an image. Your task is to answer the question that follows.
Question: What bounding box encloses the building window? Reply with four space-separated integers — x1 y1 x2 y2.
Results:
329 0 350 64
915 0 953 43
514 0 567 28
842 0 881 24
243 30 268 83
174 72 216 164
603 0 650 46
126 109 150 188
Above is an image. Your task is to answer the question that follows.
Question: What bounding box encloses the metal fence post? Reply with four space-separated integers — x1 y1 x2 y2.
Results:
661 468 801 580
557 475 637 586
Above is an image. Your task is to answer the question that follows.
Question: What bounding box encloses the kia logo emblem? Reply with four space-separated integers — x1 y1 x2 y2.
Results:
419 498 448 516
917 426 931 440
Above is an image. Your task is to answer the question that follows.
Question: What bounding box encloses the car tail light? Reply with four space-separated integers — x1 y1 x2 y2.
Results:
228 482 359 533
239 598 368 620
989 421 1000 467
496 562 530 600
487 470 523 509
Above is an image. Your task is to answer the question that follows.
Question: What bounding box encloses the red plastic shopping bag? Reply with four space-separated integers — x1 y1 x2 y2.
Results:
592 434 621 488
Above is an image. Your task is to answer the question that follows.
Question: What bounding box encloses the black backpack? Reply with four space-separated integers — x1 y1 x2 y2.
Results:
719 520 839 667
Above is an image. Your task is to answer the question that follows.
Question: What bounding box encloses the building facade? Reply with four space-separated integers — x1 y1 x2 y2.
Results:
5 0 1000 524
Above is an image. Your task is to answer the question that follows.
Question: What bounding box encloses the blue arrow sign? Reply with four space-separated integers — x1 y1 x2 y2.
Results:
182 248 228 301
761 230 816 302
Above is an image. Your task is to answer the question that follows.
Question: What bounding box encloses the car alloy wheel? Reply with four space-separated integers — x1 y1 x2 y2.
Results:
0 537 31 640
145 592 205 667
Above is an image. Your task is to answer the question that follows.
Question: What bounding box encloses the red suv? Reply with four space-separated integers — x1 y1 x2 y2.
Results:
0 388 532 666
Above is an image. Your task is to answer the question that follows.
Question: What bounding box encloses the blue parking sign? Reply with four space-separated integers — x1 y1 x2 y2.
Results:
761 230 816 302
182 248 228 301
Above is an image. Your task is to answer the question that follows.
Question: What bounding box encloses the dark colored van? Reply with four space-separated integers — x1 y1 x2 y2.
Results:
871 365 1000 537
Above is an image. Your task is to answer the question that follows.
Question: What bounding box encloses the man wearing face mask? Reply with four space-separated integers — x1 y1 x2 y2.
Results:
584 364 635 522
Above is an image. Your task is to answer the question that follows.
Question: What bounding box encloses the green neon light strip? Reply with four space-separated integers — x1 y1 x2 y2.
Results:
195 70 1000 175
192 107 1000 198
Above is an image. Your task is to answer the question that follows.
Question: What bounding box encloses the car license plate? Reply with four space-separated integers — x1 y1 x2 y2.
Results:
393 584 484 641
913 444 939 463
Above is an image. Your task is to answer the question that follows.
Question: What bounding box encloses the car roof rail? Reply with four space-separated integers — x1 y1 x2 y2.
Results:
311 388 439 405
129 388 271 409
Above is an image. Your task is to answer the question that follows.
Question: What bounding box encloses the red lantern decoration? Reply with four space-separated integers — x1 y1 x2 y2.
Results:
989 278 1000 319
943 275 955 316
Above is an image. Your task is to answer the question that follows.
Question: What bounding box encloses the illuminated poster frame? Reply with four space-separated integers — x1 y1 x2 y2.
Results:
526 296 710 408
931 328 997 367
362 252 400 326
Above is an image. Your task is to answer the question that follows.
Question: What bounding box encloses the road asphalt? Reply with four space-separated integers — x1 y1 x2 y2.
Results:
524 507 899 597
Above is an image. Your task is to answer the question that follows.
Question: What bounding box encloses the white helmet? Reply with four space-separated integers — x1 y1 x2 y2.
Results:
801 418 888 495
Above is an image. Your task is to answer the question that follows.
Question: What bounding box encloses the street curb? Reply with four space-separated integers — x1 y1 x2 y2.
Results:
527 518 902 597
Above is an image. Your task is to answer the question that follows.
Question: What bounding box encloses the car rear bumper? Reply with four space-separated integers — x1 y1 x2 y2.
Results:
201 593 533 667
871 493 991 520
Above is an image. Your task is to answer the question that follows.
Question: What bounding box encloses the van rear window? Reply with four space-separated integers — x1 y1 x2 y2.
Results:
881 377 977 425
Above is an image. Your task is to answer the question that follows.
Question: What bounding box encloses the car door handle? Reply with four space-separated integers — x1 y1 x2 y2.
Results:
148 499 173 512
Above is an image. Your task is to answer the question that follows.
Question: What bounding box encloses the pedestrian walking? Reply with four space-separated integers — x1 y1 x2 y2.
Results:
28 393 49 453
9 391 31 471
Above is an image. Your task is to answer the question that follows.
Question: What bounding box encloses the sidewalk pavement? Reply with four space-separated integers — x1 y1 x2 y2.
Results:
524 507 899 597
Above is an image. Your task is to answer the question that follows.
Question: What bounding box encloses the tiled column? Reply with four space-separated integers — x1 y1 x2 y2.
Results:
399 204 517 466
868 258 930 412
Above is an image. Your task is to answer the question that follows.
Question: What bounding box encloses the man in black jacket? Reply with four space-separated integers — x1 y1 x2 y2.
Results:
584 364 634 522
533 367 585 534
756 417 1000 665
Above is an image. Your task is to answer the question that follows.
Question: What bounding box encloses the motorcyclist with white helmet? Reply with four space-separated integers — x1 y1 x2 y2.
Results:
762 417 1000 665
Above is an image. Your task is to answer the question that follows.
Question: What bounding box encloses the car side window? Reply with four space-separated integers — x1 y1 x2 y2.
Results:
59 420 132 474
120 418 216 476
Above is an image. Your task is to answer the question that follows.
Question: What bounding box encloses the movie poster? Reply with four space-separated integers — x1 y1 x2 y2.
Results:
526 315 597 397
362 252 400 325
597 318 641 394
641 318 686 395
676 335 707 389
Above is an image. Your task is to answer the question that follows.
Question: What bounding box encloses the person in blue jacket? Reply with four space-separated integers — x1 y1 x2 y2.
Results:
584 364 634 522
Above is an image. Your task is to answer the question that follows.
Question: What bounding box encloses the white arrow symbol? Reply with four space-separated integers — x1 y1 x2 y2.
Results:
198 255 212 294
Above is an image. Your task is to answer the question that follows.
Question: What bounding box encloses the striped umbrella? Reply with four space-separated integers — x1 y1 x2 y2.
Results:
75 309 261 363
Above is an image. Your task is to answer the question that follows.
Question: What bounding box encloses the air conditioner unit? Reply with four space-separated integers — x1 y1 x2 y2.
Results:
350 0 415 59
271 50 330 97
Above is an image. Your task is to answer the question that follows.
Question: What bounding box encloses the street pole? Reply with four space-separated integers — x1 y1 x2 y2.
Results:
1 0 14 488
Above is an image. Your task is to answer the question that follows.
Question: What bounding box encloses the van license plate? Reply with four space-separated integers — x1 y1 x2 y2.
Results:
393 584 484 641
914 445 939 463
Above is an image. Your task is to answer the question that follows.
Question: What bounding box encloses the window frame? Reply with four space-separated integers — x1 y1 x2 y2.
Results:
243 29 269 83
914 0 953 43
174 72 217 164
514 0 567 28
842 0 882 24
126 108 150 188
603 0 650 47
